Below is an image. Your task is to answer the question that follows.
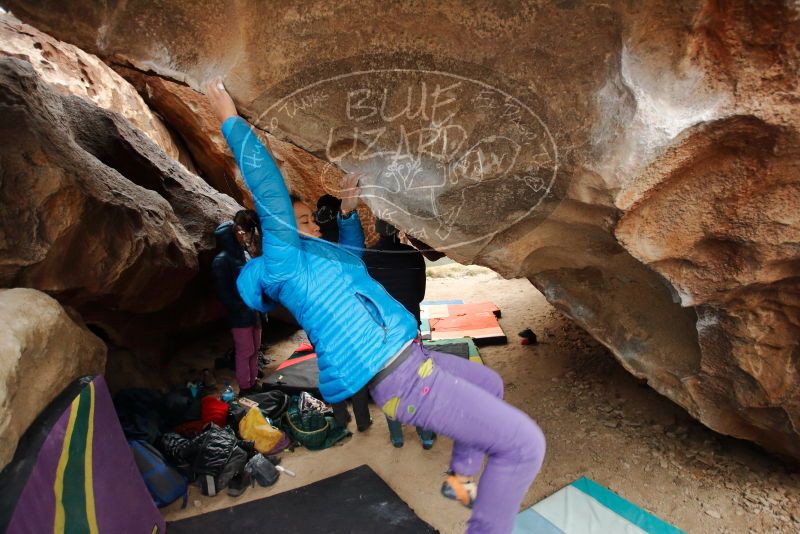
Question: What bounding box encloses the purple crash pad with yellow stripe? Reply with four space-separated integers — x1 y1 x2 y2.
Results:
1 375 165 534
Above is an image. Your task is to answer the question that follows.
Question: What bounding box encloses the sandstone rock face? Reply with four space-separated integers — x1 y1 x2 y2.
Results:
110 67 379 242
4 1 800 459
0 14 191 168
0 288 106 470
113 66 251 207
0 56 240 345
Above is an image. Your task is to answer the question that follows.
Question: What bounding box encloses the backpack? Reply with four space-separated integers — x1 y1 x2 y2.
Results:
129 439 188 508
245 454 279 487
240 390 291 420
188 424 247 496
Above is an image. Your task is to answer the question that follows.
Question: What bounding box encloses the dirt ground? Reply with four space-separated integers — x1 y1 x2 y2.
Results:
158 269 800 533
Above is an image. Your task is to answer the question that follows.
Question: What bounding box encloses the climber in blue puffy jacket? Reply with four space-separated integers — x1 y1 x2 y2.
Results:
205 78 545 534
206 82 418 405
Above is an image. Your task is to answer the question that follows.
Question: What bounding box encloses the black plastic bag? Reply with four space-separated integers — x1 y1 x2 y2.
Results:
190 424 237 477
157 432 196 465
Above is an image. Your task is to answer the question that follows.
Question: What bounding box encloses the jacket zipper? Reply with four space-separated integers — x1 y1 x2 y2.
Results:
304 235 412 341
355 291 388 343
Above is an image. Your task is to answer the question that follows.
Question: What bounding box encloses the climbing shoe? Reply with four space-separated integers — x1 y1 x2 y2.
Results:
387 419 404 447
417 428 436 450
441 473 477 508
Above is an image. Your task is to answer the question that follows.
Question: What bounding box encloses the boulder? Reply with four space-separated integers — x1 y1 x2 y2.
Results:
0 56 239 345
0 288 106 470
112 66 251 207
615 116 800 459
111 66 378 241
4 0 800 459
0 14 194 170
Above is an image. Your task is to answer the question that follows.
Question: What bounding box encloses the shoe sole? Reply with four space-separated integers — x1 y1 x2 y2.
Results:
441 476 475 509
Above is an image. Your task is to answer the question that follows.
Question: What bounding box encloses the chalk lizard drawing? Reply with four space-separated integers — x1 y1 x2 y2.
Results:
257 67 559 251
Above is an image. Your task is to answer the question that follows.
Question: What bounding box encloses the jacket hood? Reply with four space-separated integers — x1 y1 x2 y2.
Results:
214 221 245 258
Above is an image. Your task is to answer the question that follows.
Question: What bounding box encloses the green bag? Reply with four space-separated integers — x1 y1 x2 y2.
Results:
283 396 351 450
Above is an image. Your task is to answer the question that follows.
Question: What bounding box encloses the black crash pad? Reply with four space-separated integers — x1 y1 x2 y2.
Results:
167 464 437 533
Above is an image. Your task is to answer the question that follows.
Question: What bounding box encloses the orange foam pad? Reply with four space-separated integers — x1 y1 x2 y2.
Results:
430 312 502 335
430 327 504 341
446 302 500 317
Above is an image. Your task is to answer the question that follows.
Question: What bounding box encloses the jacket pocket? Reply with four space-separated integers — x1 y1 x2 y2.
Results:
355 291 387 342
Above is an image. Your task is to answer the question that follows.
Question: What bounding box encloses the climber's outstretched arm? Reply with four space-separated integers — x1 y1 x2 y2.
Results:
336 172 365 257
205 78 300 278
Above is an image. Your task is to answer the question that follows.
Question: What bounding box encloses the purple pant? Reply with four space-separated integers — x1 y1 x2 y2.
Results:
369 342 546 534
232 325 261 389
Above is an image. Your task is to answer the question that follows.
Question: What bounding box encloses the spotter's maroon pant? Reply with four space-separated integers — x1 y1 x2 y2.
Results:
232 325 261 389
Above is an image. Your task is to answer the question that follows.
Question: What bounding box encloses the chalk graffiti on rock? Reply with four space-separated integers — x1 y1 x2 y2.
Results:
255 66 560 250
277 91 329 119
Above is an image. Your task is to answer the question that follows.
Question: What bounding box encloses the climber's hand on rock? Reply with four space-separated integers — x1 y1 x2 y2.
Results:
204 76 238 124
340 172 363 215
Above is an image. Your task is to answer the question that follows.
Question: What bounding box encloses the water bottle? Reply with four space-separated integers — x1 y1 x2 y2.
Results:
221 382 235 403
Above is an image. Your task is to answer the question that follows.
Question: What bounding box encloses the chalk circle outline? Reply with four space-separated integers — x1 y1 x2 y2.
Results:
236 67 560 254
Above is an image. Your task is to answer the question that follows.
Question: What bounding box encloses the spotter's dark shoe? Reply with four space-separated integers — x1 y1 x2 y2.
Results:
357 419 373 433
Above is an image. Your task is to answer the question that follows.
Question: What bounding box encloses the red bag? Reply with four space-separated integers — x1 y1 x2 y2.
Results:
201 395 228 427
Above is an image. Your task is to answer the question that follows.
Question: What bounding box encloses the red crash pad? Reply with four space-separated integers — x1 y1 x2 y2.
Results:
429 309 506 345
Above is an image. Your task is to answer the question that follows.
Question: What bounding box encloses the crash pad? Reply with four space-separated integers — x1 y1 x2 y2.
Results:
263 343 321 396
167 465 436 533
430 312 506 345
421 300 505 345
420 299 463 340
423 337 483 364
447 302 501 317
420 301 499 319
0 376 165 534
513 477 685 534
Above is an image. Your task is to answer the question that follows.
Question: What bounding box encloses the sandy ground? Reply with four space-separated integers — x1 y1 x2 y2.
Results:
158 269 800 533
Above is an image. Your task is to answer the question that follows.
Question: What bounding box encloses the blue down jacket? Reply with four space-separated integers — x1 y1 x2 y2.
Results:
222 117 418 403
